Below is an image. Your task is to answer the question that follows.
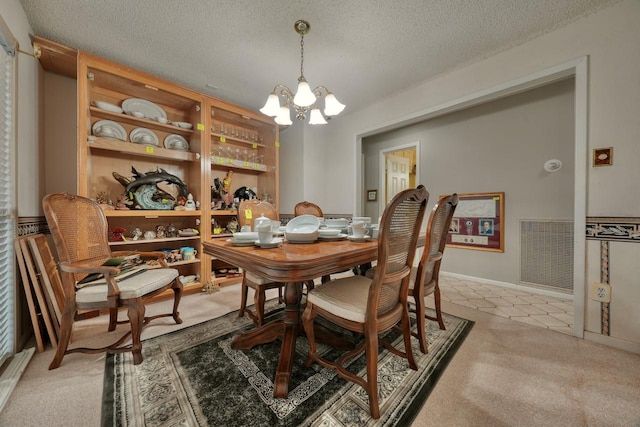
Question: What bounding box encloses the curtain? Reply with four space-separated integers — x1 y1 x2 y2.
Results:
0 18 16 366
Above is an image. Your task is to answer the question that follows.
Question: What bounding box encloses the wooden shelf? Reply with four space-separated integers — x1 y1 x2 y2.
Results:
211 132 265 148
211 210 236 216
212 275 243 287
211 156 267 172
108 236 201 246
90 106 195 136
104 210 201 218
89 137 199 162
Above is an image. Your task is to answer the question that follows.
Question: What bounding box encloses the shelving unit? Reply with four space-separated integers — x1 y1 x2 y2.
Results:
33 36 280 292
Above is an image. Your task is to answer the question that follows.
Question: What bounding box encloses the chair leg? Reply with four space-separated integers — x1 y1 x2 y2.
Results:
108 307 118 331
401 308 418 370
238 280 249 318
364 331 381 419
171 278 183 324
413 291 429 354
301 304 317 367
128 298 145 365
49 305 75 370
433 284 446 330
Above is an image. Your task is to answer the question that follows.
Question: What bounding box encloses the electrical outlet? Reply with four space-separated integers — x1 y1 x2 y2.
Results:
591 282 611 303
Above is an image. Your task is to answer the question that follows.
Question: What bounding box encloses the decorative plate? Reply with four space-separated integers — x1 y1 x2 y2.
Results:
130 128 159 146
122 98 167 120
92 120 127 141
164 134 190 151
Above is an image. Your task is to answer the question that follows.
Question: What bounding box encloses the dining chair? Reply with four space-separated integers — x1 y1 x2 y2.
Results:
42 193 183 369
236 199 285 326
294 201 323 217
410 193 458 353
366 193 458 354
302 185 428 419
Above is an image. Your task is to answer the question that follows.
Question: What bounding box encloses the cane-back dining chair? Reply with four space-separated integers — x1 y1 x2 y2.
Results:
237 199 285 326
302 185 428 419
42 193 183 369
294 201 324 218
366 193 458 354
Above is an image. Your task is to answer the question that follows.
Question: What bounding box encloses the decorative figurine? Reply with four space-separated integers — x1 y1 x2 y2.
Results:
131 227 143 241
185 193 196 211
156 225 166 238
110 227 126 242
166 224 178 238
226 217 238 234
113 166 188 210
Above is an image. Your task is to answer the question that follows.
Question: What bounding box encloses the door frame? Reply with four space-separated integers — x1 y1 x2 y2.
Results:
378 142 420 215
355 57 588 338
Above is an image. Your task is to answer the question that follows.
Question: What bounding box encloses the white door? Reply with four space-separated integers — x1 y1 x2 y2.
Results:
386 155 410 203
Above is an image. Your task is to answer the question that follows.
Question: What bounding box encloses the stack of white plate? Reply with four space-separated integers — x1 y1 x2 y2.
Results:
285 215 319 243
164 134 189 151
228 231 259 246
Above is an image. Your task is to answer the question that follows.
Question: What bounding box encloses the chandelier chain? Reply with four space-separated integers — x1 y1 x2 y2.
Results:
300 32 305 80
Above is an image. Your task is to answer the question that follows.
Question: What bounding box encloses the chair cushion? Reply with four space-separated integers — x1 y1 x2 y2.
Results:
244 271 274 286
307 275 372 323
76 268 179 304
365 266 435 293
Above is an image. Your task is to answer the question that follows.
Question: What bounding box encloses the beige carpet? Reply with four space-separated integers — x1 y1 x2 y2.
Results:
1 283 639 426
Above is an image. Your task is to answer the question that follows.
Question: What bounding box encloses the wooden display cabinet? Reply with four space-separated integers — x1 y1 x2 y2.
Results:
33 36 279 291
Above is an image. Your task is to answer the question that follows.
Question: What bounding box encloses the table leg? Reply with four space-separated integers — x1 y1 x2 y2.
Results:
273 281 302 398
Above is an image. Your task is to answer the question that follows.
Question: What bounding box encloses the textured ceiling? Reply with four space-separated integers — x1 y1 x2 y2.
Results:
19 0 618 114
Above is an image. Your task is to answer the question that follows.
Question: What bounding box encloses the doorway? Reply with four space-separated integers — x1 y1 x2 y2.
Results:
376 143 419 219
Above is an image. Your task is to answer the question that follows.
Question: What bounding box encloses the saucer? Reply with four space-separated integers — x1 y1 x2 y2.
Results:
254 237 283 249
318 233 348 241
227 238 256 247
347 235 371 243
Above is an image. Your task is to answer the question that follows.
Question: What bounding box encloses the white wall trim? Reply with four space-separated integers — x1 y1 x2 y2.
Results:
0 347 34 413
355 56 589 339
584 331 640 355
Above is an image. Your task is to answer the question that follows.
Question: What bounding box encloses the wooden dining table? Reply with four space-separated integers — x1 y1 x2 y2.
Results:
202 237 378 398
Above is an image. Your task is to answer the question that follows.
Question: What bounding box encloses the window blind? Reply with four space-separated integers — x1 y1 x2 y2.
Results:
0 26 16 367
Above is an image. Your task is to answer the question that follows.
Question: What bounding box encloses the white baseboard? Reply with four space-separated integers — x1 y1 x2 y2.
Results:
440 271 573 301
584 331 640 355
0 347 35 413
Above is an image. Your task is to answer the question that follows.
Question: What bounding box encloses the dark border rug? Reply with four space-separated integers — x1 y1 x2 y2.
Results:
102 305 473 426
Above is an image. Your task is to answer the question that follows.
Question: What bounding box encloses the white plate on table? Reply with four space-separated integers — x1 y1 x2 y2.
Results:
164 134 189 151
227 238 256 247
347 236 371 243
286 238 317 244
254 237 283 249
122 98 167 121
92 120 127 141
130 128 159 146
232 232 259 241
318 233 348 241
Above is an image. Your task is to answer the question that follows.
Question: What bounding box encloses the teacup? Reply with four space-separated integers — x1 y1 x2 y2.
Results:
255 223 272 244
351 221 368 238
180 247 197 261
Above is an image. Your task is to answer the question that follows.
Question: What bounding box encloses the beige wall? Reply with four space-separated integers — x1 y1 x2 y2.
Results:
361 79 575 285
282 0 640 351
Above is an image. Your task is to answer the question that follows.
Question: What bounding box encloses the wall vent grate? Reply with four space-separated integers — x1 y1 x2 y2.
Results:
520 220 573 291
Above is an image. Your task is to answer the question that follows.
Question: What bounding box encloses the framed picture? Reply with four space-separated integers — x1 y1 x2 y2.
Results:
367 189 377 202
446 192 504 252
593 147 613 167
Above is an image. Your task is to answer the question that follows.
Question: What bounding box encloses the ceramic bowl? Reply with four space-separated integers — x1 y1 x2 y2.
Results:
286 214 320 233
318 228 341 237
325 218 349 229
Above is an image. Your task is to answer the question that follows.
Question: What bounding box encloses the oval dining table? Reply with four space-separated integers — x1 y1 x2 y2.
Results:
202 237 378 398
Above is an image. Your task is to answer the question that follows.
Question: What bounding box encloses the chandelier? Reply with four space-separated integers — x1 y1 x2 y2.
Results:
260 20 345 125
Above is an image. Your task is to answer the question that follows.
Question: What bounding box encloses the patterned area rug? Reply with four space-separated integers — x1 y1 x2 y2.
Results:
102 305 473 426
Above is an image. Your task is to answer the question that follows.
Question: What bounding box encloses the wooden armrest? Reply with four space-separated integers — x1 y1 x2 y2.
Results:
59 262 121 298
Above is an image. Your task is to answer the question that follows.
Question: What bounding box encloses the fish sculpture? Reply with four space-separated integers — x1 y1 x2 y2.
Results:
113 167 188 210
